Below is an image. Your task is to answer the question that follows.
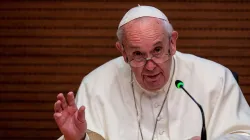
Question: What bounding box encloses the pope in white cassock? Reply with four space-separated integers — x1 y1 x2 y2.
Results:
54 5 250 140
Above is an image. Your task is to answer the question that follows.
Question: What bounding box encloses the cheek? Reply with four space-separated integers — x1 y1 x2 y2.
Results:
132 67 143 80
158 62 171 77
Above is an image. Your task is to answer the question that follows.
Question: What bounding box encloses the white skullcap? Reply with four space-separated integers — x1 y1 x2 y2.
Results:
118 5 169 28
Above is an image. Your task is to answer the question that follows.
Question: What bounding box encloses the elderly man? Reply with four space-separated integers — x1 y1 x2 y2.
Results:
54 5 250 140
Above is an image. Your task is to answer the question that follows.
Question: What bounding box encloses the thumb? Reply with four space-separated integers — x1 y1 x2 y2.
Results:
53 112 65 127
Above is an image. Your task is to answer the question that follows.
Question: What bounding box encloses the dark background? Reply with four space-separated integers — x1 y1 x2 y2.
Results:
0 0 250 139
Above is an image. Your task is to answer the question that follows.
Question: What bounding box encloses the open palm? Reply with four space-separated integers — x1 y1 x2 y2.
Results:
54 92 87 140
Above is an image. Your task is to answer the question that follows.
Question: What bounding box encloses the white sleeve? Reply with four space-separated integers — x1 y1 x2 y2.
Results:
75 79 106 138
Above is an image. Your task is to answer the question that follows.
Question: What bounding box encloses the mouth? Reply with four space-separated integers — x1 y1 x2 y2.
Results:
144 73 161 81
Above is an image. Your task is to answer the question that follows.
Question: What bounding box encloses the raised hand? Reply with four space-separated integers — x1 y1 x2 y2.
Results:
54 92 87 140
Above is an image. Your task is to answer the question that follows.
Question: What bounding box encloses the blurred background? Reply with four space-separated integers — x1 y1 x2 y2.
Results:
0 0 249 139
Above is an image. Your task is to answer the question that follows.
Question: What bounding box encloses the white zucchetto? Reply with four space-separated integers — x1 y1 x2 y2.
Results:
118 5 169 28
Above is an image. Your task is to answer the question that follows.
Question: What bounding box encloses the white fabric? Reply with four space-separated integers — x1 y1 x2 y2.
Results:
59 51 250 140
58 133 89 140
118 5 169 28
214 134 250 140
85 134 89 140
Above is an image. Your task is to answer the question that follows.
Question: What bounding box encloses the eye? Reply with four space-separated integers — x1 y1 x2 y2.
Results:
133 51 143 56
154 47 162 53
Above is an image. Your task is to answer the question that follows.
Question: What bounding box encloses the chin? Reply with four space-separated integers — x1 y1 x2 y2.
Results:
147 85 162 91
143 77 165 91
144 81 165 91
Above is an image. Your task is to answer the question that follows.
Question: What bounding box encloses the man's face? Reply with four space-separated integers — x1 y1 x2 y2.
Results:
117 17 177 91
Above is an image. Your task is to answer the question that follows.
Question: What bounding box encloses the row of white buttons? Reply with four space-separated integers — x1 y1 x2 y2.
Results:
155 102 163 121
153 102 165 139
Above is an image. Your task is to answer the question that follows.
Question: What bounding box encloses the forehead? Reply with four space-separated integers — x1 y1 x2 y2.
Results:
122 17 167 48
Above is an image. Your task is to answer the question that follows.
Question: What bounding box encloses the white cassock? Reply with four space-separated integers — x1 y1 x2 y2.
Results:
59 51 250 140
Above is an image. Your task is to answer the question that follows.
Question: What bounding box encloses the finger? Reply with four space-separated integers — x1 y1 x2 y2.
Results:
53 112 62 121
67 91 76 107
57 93 67 109
53 112 64 128
77 106 86 123
54 100 62 113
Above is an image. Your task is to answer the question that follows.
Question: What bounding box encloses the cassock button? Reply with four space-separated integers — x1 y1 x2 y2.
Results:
154 103 160 108
157 116 162 121
159 130 165 135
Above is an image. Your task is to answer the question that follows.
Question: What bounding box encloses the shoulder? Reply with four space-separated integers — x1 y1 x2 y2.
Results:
173 51 239 111
175 51 229 79
174 51 237 97
78 56 131 95
84 56 129 82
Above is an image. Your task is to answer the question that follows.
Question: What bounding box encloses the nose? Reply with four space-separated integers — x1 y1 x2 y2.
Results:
144 59 156 71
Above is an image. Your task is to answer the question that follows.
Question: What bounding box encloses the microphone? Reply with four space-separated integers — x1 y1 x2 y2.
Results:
175 80 207 140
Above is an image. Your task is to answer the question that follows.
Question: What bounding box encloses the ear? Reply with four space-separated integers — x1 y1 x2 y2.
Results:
169 31 178 55
115 41 128 63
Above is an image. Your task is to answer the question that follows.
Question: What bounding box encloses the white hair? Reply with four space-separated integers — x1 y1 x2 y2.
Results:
116 18 174 45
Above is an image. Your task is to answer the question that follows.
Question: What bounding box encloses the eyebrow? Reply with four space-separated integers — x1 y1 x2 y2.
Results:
122 43 140 49
153 41 163 47
127 45 141 50
130 46 141 49
128 41 163 49
126 41 163 53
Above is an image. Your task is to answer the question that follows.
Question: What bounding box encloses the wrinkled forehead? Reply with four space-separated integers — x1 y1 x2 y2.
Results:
124 17 163 29
122 17 167 45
